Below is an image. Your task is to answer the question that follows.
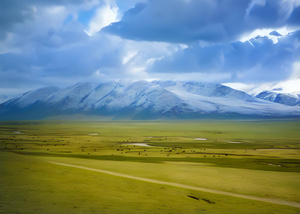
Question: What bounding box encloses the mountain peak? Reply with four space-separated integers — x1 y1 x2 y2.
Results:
1 80 300 120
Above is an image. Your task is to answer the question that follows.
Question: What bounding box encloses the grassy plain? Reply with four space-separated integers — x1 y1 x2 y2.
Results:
0 120 299 213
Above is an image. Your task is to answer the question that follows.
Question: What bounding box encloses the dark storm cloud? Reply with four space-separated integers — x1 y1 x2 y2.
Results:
0 0 125 90
149 30 300 83
0 0 90 39
103 0 300 43
0 33 124 80
0 0 34 39
0 0 300 95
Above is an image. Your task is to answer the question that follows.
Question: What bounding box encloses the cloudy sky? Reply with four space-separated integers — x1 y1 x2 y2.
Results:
1 0 300 96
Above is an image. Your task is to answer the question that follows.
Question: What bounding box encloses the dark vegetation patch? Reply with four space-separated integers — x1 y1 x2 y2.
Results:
187 195 216 204
9 151 300 172
187 195 199 200
202 198 216 204
149 141 288 149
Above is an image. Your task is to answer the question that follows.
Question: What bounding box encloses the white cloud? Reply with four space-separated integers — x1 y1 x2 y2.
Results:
146 56 165 65
248 80 300 95
1 0 300 96
246 0 266 17
87 69 111 82
45 5 65 15
128 66 147 76
226 61 300 95
223 82 256 93
122 51 138 65
239 27 292 44
150 72 232 82
290 61 300 80
86 3 119 36
263 61 300 93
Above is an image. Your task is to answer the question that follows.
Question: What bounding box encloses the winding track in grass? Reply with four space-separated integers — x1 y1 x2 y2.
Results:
48 161 300 208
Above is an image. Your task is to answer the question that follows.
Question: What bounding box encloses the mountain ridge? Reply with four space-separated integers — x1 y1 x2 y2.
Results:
1 81 300 120
256 90 300 106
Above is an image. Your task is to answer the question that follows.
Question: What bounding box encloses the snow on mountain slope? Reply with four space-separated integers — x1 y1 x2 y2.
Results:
0 95 11 104
78 81 119 110
1 80 300 120
256 90 300 106
92 81 132 110
236 69 300 98
157 81 256 101
4 87 60 108
170 88 300 116
88 81 185 114
44 82 98 110
130 86 186 112
104 81 152 110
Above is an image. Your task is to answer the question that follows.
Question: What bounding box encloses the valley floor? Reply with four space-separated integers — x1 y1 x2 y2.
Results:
0 120 299 213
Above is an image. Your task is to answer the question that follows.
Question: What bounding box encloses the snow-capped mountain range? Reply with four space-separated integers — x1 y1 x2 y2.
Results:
256 89 300 106
0 81 300 120
0 95 11 104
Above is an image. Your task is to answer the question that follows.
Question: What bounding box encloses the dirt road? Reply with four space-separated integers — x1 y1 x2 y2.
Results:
48 161 300 208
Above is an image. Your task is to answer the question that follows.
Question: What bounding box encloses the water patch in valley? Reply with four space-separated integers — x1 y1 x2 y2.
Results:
13 131 23 134
227 141 242 143
195 138 207 141
126 143 154 147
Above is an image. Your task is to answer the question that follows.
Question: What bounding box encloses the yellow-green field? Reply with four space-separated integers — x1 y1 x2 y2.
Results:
0 120 299 213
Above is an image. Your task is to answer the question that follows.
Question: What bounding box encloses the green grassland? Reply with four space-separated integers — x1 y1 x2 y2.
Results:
0 120 299 213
